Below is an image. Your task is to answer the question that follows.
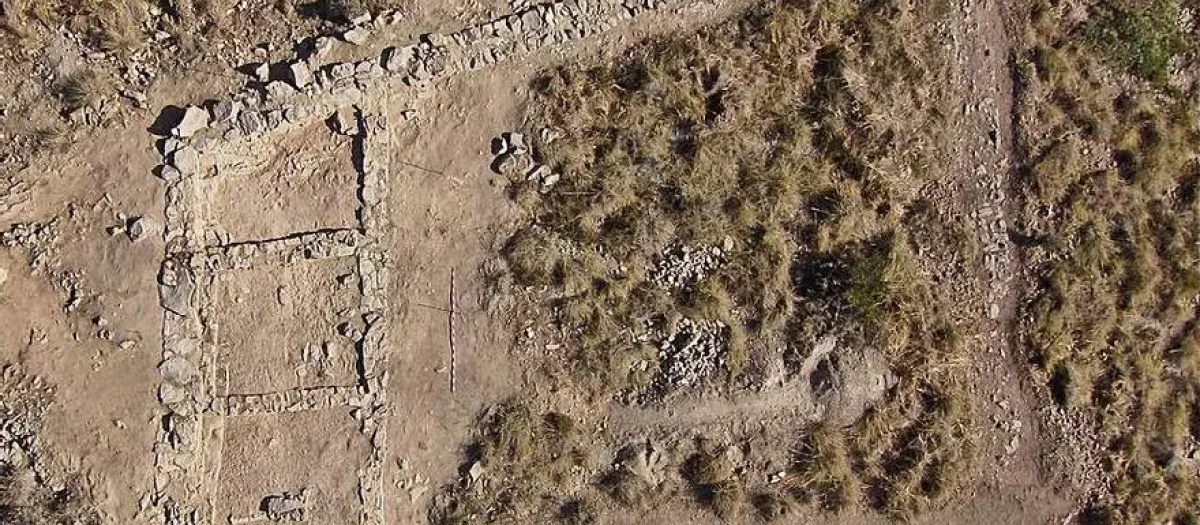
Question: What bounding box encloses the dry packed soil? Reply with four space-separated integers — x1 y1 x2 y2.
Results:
1 0 1199 524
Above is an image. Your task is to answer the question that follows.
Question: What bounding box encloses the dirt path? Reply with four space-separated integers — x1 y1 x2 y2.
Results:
920 0 1073 521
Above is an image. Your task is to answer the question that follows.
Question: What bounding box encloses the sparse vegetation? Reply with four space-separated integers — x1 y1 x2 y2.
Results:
484 0 970 521
0 0 148 54
1084 0 1189 82
0 463 99 525
682 445 745 520
432 401 593 524
296 0 369 24
1016 0 1200 520
55 70 106 113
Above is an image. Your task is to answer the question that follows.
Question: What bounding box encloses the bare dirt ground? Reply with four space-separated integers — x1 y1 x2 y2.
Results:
2 0 1198 524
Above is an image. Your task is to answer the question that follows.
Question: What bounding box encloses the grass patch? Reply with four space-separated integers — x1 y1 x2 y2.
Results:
1084 0 1189 82
457 0 970 521
431 402 592 524
55 69 107 113
683 444 746 521
1017 1 1200 520
1 0 148 54
506 0 951 399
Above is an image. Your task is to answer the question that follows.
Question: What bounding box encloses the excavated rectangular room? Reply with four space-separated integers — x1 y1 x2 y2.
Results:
209 255 363 395
202 116 362 245
214 409 371 524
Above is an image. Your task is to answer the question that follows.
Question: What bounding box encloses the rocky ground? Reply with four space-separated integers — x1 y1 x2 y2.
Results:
0 0 1198 524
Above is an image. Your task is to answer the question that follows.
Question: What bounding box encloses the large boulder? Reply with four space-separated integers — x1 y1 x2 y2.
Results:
171 106 208 138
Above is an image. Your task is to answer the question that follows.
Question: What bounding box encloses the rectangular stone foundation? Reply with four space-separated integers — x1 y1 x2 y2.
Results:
203 117 361 244
209 256 362 395
214 409 371 524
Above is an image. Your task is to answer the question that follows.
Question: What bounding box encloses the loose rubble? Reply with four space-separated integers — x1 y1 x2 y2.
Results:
263 491 307 521
649 241 730 289
657 318 728 390
0 365 56 499
490 131 561 191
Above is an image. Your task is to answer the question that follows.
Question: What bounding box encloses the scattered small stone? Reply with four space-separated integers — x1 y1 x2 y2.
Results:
313 37 335 59
237 110 267 135
159 356 199 386
382 46 415 73
158 165 182 182
118 340 136 351
468 461 486 483
493 152 524 176
539 127 562 144
121 89 148 107
329 62 355 80
209 99 240 123
263 492 307 521
332 108 359 136
506 131 527 154
265 81 297 100
338 321 364 342
159 137 183 156
354 59 383 79
158 382 187 404
525 163 551 182
0 265 7 289
1005 435 1020 455
158 264 194 316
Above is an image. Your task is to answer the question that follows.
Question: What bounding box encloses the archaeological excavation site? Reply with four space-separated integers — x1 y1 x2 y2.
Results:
1 0 1200 523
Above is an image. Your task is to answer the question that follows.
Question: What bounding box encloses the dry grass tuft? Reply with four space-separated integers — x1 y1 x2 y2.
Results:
479 0 969 520
55 69 108 113
1015 0 1200 520
791 427 858 511
0 463 99 525
1 0 148 54
432 402 592 524
683 445 746 521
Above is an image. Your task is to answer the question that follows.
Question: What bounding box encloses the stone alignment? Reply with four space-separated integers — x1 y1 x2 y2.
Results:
154 107 391 524
151 0 680 523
